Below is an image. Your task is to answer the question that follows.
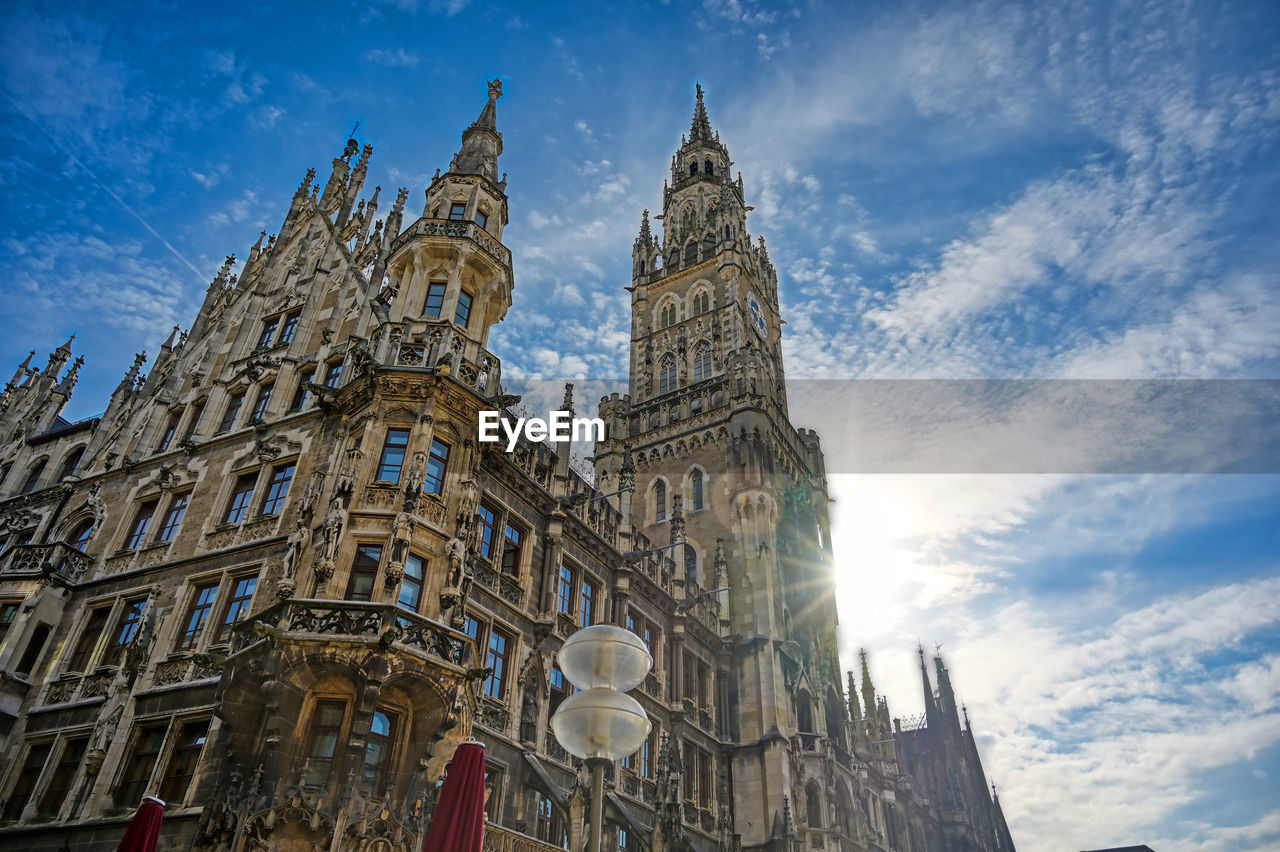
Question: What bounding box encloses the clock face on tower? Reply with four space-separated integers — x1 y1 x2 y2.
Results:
747 291 768 339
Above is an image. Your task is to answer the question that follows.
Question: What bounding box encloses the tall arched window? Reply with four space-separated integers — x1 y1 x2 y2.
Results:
693 291 710 315
806 780 824 829
797 692 814 732
660 302 676 329
689 162 697 177
684 546 697 584
693 344 712 382
57 446 85 481
658 356 676 394
704 159 714 175
19 459 46 494
690 469 704 511
654 480 667 522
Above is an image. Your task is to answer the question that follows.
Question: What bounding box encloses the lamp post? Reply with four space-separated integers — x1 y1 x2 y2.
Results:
549 624 653 852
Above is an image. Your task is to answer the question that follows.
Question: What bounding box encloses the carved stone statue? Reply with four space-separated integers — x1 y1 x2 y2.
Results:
281 520 310 580
520 685 539 744
319 496 347 563
391 511 413 564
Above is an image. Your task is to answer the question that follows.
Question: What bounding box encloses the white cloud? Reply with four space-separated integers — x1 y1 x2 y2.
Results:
364 47 420 67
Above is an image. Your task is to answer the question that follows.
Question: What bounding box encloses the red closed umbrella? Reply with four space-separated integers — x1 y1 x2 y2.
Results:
116 794 165 852
423 740 486 852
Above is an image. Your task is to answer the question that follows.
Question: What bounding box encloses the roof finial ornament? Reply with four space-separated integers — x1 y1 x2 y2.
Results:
488 78 503 101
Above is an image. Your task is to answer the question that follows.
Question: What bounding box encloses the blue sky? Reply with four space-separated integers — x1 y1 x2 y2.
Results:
2 0 1279 848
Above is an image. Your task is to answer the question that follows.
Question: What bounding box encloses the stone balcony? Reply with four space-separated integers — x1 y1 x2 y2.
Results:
0 541 91 583
229 598 472 668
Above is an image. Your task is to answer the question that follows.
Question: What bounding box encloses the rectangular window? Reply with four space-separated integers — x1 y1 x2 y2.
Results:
159 719 209 804
15 622 50 676
682 742 695 802
640 732 653 778
250 383 274 420
126 499 159 549
477 504 496 559
37 735 88 818
683 653 697 704
278 312 301 344
289 369 314 411
0 600 18 641
377 428 410 482
217 392 244 433
362 709 397 795
556 565 574 615
115 724 166 806
177 583 218 651
157 410 181 452
304 700 346 787
260 462 295 515
182 399 206 442
398 554 425 613
2 741 52 820
257 317 280 349
484 628 509 700
453 290 473 328
448 202 466 220
104 599 147 666
158 490 191 542
423 439 449 495
501 523 522 575
475 210 489 230
224 473 256 524
580 579 595 627
346 544 382 602
699 748 713 807
423 282 446 318
212 576 257 644
549 665 567 716
324 361 344 388
68 606 110 672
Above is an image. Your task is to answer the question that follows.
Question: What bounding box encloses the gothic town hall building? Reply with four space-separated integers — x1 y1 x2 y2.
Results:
0 83 1015 852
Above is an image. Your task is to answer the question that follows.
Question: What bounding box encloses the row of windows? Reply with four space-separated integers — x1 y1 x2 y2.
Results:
656 344 713 395
0 444 85 498
651 469 706 521
2 715 209 821
421 281 474 328
657 289 712 329
375 430 449 496
554 563 598 629
155 361 343 453
257 310 301 351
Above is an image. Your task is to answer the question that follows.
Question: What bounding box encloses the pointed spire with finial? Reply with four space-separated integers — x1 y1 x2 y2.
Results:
446 79 504 185
56 355 84 395
859 648 876 721
638 208 652 245
690 82 714 142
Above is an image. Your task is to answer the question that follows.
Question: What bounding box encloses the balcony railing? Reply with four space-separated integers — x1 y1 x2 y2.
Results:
229 599 471 667
1 542 91 582
482 822 563 852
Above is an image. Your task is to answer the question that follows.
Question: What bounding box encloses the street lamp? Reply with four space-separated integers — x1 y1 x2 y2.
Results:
550 624 652 852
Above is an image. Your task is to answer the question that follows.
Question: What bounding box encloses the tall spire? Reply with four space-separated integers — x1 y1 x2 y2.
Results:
690 82 714 142
859 648 876 720
447 79 504 186
920 644 940 731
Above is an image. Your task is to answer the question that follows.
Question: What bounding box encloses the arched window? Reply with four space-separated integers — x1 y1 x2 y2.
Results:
724 224 731 240
806 780 824 829
693 344 712 382
660 302 676 329
67 519 94 552
57 446 85 481
684 546 697 584
19 459 47 494
693 291 710 315
796 692 814 732
690 469 704 511
639 259 645 274
654 480 667 522
689 162 697 177
658 356 677 394
704 159 714 175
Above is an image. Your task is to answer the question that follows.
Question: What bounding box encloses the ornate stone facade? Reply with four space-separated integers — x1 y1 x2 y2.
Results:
0 83 1014 851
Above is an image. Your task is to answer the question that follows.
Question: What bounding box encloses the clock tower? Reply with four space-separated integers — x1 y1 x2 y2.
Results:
595 85 839 850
